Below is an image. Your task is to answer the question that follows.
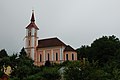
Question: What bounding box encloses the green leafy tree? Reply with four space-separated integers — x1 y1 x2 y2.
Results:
82 61 109 80
9 54 18 69
0 49 9 66
10 48 34 80
0 56 11 74
102 48 120 80
88 35 120 65
64 61 82 80
0 49 8 58
63 60 116 80
41 67 61 80
19 47 27 58
25 67 61 80
76 45 90 60
0 70 4 78
45 60 51 67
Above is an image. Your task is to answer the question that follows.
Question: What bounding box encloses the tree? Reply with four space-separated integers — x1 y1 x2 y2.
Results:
10 48 34 80
41 67 61 80
9 54 18 69
19 47 27 58
25 67 61 80
0 49 8 58
0 56 11 75
45 60 51 67
64 61 82 80
0 69 4 78
76 45 90 60
63 61 110 80
88 35 120 65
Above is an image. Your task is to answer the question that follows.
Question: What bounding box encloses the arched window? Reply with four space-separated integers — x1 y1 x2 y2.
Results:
56 53 58 61
48 53 49 61
72 54 74 60
66 54 68 61
40 54 42 62
28 29 31 36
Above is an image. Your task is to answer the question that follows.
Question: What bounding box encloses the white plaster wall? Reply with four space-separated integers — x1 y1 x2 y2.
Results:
31 37 34 47
60 46 65 61
31 48 34 60
44 50 46 62
51 49 53 61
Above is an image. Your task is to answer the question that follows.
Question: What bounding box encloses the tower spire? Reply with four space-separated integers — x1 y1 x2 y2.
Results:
31 10 35 22
25 10 39 60
26 10 39 30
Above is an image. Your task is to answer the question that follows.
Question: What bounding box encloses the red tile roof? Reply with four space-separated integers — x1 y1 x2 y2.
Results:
37 37 66 48
64 45 76 52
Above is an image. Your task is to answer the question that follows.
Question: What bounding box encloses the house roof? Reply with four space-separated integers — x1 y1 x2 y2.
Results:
64 45 76 52
37 37 66 48
26 10 39 30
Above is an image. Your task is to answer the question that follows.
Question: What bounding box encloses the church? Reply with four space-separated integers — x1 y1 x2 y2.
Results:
25 11 77 66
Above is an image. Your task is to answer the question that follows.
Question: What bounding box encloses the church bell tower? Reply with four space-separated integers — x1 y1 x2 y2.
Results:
25 10 39 60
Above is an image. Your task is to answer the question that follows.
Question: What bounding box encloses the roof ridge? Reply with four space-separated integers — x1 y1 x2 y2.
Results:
38 37 58 41
37 37 66 48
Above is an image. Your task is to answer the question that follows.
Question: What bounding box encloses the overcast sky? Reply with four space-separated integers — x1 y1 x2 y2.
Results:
0 0 120 55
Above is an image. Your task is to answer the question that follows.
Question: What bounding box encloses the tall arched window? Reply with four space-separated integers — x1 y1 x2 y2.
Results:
56 53 58 61
66 54 68 61
72 54 74 60
48 53 49 61
40 54 42 62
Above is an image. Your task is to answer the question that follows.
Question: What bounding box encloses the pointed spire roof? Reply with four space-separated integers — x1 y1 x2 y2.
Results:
26 10 39 30
31 10 35 22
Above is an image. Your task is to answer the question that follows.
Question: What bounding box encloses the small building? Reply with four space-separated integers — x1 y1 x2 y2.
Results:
3 66 12 76
25 10 77 66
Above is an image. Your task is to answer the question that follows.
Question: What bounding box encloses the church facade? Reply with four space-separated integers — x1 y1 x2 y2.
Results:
25 11 77 66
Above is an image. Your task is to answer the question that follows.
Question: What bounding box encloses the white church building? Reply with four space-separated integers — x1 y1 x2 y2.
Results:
25 11 77 66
